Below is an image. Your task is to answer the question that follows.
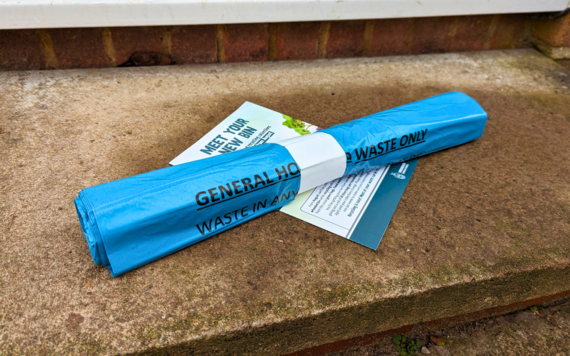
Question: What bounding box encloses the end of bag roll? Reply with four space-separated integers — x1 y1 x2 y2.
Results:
74 194 109 267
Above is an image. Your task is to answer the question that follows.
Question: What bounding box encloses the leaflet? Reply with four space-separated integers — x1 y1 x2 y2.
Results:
171 102 416 250
170 102 319 165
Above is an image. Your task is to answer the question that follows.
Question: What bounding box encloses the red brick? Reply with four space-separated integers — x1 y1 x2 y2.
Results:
410 17 454 54
49 28 109 69
276 22 320 60
111 27 168 66
369 19 413 56
171 25 217 64
326 21 366 58
533 12 570 47
223 24 269 62
449 15 494 52
0 30 44 70
489 15 529 50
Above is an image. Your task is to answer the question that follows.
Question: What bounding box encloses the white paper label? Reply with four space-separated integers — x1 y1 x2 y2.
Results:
276 132 347 193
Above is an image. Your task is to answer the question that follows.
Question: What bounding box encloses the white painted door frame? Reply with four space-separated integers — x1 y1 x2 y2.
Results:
1 0 569 30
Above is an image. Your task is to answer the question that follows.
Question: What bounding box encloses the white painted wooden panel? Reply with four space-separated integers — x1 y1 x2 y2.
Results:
0 0 568 30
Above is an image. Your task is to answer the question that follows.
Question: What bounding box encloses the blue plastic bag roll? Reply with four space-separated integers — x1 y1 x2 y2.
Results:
75 92 487 276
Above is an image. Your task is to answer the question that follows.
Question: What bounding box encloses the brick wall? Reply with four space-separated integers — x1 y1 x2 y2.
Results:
534 12 570 47
532 10 570 59
0 13 567 71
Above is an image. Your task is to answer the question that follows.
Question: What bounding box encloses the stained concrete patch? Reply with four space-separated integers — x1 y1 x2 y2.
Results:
0 50 570 354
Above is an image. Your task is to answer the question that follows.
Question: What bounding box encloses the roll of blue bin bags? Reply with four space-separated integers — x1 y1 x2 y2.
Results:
75 91 487 276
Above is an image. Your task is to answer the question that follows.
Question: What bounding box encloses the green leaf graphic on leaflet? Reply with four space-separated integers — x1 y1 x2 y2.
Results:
282 114 311 135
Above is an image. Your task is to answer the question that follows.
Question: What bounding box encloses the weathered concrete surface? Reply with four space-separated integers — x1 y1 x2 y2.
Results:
330 301 570 355
441 303 570 356
558 59 570 71
0 49 569 354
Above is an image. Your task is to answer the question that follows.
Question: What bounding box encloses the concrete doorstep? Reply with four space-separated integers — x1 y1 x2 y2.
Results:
1 49 569 354
327 300 570 355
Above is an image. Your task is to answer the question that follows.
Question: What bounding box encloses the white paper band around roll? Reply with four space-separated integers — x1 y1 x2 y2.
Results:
277 132 347 193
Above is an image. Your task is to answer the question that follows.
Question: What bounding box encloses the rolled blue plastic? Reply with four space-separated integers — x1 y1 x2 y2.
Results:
75 92 487 276
320 92 487 174
75 144 301 276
